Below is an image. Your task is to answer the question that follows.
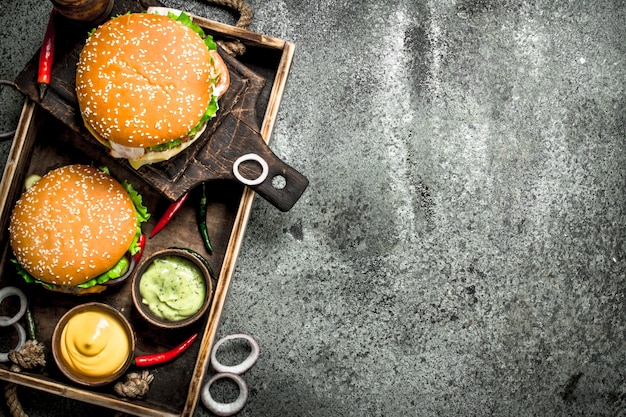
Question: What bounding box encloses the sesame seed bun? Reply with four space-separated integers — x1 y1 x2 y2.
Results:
75 13 230 169
8 165 138 292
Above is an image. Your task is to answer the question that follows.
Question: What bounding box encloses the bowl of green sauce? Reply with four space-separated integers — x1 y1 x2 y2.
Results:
131 248 214 329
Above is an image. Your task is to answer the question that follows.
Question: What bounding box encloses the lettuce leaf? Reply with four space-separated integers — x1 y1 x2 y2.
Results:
10 259 53 289
100 166 150 231
78 255 130 288
169 12 217 51
167 12 217 50
121 179 150 256
148 139 182 152
188 96 219 137
122 180 150 224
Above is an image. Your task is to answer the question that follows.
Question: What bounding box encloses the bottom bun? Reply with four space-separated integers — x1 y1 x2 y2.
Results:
83 116 207 169
50 285 108 295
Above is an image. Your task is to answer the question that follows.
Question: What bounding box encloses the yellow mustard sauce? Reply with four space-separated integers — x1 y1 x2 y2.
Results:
139 256 206 321
60 310 130 378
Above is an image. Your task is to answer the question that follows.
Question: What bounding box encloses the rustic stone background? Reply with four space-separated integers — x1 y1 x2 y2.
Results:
1 0 625 416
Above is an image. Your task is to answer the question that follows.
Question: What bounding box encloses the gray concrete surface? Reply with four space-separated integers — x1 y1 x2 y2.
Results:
1 0 625 416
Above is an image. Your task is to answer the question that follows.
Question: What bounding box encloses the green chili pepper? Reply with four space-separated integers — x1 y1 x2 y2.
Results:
26 307 37 341
197 182 214 254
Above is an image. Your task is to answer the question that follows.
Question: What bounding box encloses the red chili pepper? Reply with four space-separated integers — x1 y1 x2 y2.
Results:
133 233 146 263
38 9 56 100
135 333 198 367
149 192 190 238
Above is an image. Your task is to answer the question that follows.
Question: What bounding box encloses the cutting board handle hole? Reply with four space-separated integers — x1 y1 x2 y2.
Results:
272 175 286 190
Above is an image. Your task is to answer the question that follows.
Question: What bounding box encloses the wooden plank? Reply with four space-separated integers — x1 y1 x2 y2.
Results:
0 369 179 417
0 101 40 234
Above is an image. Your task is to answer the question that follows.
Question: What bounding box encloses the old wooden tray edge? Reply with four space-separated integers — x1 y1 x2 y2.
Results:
181 38 296 417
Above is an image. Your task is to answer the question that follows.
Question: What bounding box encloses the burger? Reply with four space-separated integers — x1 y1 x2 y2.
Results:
8 164 150 294
75 12 230 169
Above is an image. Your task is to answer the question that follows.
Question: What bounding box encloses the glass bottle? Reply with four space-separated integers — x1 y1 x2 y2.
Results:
50 0 114 24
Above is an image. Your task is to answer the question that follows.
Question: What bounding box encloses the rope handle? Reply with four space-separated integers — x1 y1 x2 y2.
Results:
200 0 253 56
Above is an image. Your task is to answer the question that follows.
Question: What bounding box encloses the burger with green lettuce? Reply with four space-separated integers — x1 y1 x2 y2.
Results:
75 12 230 169
8 164 150 294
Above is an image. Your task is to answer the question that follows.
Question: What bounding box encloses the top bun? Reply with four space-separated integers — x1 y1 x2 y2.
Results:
8 165 137 287
76 13 214 149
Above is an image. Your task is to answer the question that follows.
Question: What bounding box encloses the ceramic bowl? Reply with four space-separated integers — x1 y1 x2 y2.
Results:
52 302 135 386
131 248 213 329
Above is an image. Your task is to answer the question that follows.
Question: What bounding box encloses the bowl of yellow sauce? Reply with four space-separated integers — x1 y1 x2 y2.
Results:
131 248 213 329
52 302 135 386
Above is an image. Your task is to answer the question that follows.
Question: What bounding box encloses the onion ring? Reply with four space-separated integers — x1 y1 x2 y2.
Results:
0 286 27 327
0 321 26 362
232 153 269 186
201 373 248 417
210 333 260 375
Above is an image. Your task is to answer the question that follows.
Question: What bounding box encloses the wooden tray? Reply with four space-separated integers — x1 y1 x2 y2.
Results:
0 4 296 416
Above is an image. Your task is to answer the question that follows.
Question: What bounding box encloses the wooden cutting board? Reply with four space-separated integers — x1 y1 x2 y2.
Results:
14 0 308 211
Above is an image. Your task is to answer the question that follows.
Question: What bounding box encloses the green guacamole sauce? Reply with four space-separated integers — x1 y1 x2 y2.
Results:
139 256 206 321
